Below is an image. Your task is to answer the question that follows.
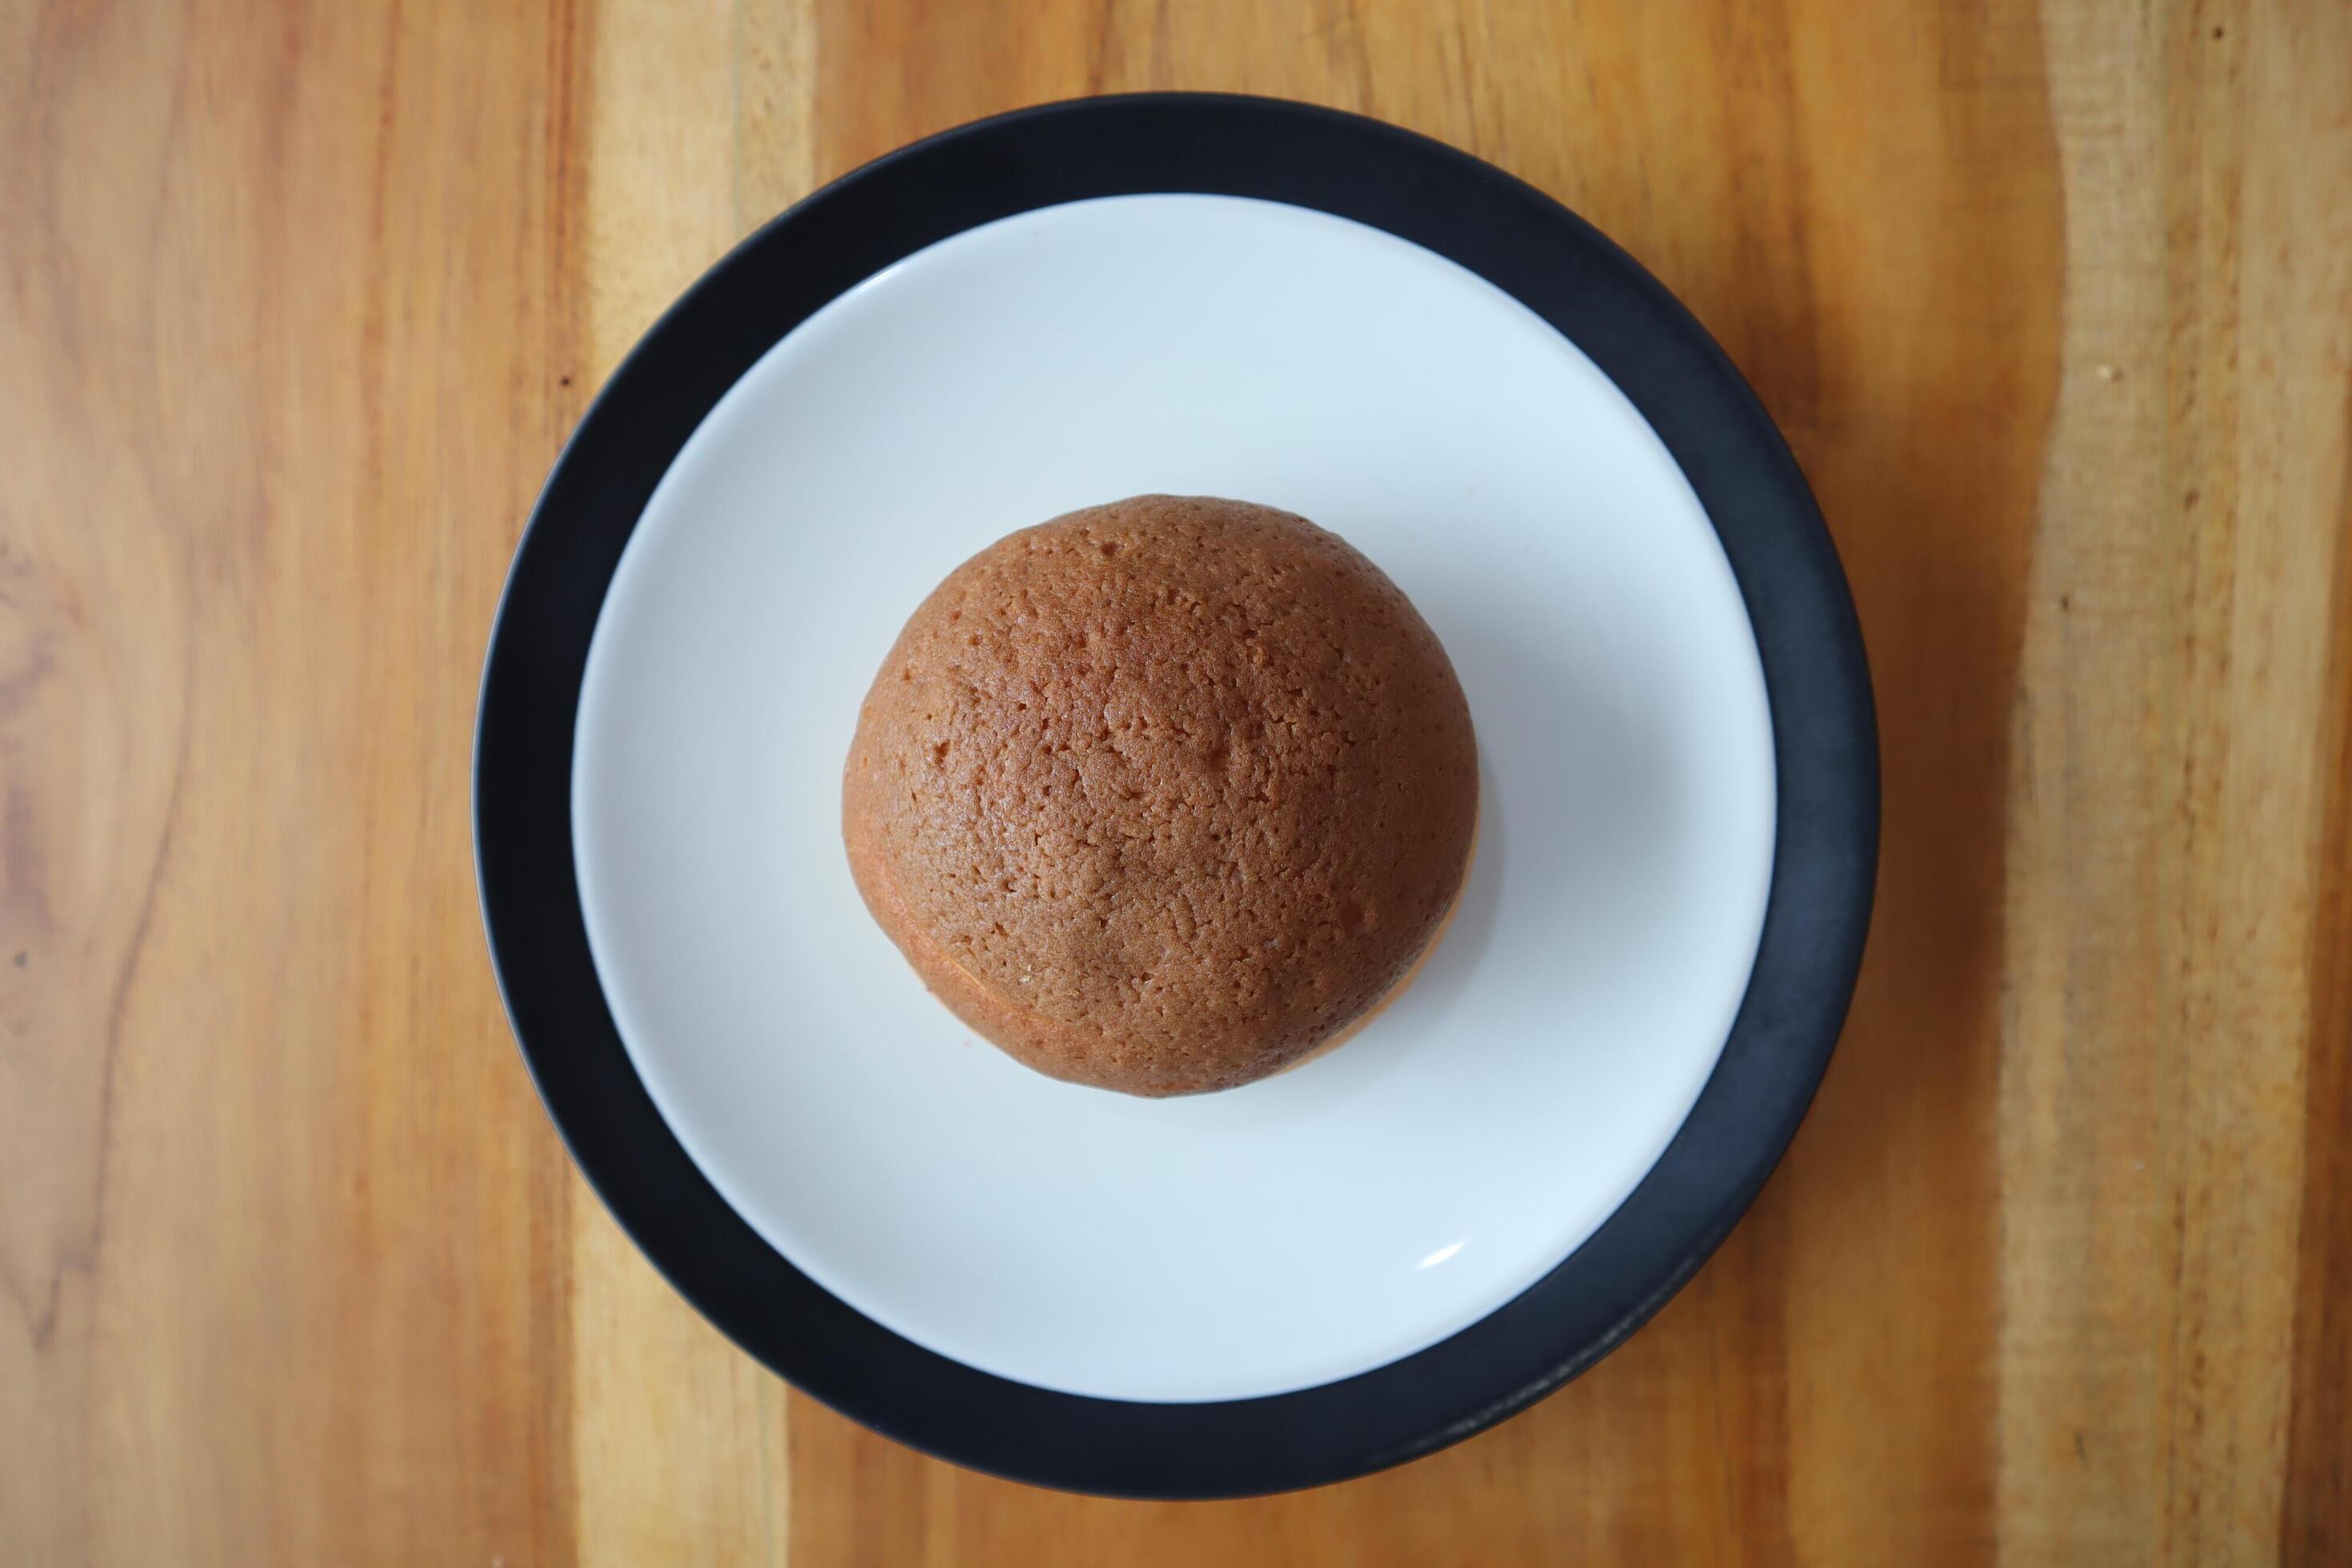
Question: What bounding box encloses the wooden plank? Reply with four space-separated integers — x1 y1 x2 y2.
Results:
0 0 586 1560
2149 4 2352 1556
763 0 2059 1556
1998 0 2172 1557
567 2 794 1562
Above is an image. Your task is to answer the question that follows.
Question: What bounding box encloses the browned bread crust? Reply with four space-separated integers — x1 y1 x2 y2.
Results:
843 495 1478 1096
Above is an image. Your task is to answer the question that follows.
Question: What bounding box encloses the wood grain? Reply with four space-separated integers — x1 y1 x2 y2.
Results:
3 0 2349 1562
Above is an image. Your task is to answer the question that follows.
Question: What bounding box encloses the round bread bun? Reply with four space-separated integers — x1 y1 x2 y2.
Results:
842 495 1478 1096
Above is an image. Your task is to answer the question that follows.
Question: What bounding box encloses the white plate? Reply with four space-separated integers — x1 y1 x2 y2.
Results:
570 193 1775 1402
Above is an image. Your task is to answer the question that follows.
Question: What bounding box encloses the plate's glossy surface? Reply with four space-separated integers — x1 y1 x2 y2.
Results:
572 193 1776 1402
477 94 1875 1496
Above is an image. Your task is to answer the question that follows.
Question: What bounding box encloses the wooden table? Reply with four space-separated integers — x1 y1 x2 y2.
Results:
6 1 2349 1562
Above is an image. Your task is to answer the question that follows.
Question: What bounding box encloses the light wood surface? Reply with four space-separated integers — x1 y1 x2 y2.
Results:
5 0 2349 1562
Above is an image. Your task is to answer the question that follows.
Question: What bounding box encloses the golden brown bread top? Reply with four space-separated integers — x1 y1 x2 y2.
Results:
842 495 1478 1095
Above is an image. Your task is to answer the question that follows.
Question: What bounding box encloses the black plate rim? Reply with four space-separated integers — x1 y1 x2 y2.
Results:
474 90 1878 1500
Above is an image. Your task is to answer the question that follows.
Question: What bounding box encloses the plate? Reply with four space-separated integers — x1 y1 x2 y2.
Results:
476 94 1876 1498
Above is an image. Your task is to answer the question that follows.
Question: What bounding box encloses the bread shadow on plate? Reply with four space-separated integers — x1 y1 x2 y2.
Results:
1213 598 1686 1116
